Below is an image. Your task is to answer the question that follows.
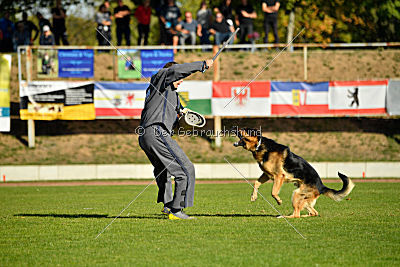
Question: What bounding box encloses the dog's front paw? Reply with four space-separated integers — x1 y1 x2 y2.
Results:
250 194 258 202
276 199 283 205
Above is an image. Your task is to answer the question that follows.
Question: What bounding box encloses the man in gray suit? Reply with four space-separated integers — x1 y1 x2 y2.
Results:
139 59 213 220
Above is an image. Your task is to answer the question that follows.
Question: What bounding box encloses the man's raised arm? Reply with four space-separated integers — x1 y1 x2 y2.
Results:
165 60 213 84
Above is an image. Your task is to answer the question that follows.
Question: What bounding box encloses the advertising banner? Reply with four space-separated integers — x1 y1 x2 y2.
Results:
177 81 212 115
271 82 329 115
118 49 141 79
387 80 400 115
212 81 271 116
94 82 147 117
58 49 94 78
328 80 387 115
0 54 11 132
140 49 174 77
20 81 95 120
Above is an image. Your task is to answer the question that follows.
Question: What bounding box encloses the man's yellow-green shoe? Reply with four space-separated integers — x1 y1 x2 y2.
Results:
168 210 195 220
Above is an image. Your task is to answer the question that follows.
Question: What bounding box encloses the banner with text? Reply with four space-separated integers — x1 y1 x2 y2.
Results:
328 80 387 115
0 54 11 132
212 81 271 116
58 49 94 78
140 49 174 77
94 82 147 118
271 82 330 115
20 81 95 120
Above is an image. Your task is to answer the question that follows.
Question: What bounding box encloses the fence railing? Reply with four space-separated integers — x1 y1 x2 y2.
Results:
18 42 400 85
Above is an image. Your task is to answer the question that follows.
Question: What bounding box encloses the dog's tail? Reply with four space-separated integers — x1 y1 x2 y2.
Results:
322 172 355 201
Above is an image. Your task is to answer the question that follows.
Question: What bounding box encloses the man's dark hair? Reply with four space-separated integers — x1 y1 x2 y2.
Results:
163 61 178 68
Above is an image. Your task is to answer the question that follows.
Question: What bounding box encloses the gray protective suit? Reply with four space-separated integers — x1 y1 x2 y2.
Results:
139 61 206 209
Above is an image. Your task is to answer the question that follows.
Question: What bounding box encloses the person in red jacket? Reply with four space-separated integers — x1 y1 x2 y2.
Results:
134 0 151 45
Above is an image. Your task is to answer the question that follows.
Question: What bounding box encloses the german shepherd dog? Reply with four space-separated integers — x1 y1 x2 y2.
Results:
233 128 355 218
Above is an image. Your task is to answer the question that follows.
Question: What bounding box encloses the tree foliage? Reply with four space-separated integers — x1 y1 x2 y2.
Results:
0 0 96 13
280 0 400 42
1 0 399 44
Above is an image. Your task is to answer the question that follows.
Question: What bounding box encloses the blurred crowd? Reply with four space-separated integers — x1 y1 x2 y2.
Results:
0 0 69 52
0 0 280 53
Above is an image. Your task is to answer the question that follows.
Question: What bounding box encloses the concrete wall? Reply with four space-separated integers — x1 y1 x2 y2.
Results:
0 162 399 182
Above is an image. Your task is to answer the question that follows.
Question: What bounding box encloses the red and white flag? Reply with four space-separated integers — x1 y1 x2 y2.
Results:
328 80 387 115
212 81 271 116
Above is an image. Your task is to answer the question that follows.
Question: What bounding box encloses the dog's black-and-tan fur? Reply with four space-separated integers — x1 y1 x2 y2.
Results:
234 128 355 218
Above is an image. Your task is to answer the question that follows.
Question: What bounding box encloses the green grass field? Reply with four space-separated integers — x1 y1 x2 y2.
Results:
1 182 399 266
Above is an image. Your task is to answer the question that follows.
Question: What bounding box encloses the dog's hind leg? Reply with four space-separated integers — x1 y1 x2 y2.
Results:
284 186 307 218
251 173 269 201
302 187 320 217
286 186 320 218
305 194 320 217
303 202 317 217
271 173 285 205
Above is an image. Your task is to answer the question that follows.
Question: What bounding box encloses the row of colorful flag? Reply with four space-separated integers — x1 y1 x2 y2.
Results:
95 80 389 117
212 80 387 116
17 79 395 122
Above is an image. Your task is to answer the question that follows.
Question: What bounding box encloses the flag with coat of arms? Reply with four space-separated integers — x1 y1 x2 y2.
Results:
211 81 271 116
94 82 147 118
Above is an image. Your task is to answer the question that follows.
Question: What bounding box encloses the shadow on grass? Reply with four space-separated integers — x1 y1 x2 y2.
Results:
191 213 278 218
14 213 278 219
15 213 110 218
14 213 167 220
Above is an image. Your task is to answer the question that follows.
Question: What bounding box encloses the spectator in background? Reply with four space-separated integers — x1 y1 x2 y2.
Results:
177 11 201 46
154 0 166 45
103 0 112 16
13 20 29 50
159 0 181 52
36 12 52 42
0 12 15 52
236 0 257 44
134 0 151 46
214 0 234 26
114 0 131 46
262 0 280 44
96 3 112 46
52 0 69 45
39 25 55 45
196 1 212 46
15 12 39 46
209 12 235 45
